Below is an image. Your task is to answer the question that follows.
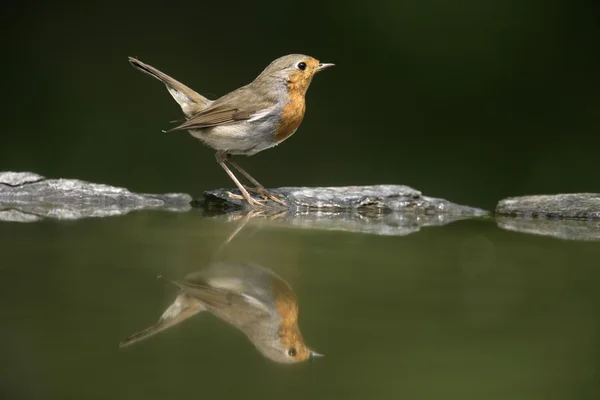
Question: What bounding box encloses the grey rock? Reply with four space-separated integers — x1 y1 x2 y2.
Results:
497 217 600 241
496 193 600 220
0 171 45 186
0 171 192 222
198 185 488 236
200 185 488 215
1 173 488 235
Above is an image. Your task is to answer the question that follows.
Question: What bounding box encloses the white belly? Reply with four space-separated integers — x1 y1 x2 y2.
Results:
188 113 282 156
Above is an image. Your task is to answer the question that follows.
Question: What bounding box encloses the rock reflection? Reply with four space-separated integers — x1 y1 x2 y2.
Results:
497 217 600 241
120 261 320 364
202 207 487 239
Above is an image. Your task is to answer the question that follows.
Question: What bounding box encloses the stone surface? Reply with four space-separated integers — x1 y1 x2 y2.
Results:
197 185 488 236
199 185 488 216
0 172 192 222
0 171 45 186
0 173 489 233
497 217 600 241
496 193 600 220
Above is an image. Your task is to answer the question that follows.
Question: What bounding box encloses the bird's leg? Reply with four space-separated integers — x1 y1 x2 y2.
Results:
225 154 287 207
215 151 265 207
217 209 266 253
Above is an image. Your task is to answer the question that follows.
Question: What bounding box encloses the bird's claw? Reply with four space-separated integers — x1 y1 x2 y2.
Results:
244 186 288 207
226 191 267 207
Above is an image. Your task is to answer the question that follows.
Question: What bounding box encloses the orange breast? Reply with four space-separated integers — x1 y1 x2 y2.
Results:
274 78 307 142
273 277 308 359
273 277 299 327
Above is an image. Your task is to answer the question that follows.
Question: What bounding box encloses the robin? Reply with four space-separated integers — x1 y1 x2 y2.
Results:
119 261 322 364
128 54 334 207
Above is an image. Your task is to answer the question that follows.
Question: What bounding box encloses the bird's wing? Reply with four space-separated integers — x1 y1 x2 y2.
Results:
173 280 235 307
166 86 277 132
176 275 271 313
167 105 252 132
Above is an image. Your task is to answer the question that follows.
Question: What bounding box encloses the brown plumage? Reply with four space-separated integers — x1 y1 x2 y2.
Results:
119 261 321 364
128 54 334 207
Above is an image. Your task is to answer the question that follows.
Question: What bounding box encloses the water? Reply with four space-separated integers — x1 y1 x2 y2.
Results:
2 211 600 399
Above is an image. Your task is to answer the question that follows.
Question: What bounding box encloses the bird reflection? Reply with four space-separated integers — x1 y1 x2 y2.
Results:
120 261 321 364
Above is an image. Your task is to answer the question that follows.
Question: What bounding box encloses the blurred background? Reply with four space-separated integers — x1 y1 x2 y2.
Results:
3 3 600 399
2 0 599 210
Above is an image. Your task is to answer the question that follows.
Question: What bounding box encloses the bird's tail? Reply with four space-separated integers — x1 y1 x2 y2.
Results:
128 57 211 117
119 293 205 348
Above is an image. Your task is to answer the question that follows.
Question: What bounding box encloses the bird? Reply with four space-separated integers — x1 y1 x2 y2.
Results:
128 54 334 207
119 261 322 364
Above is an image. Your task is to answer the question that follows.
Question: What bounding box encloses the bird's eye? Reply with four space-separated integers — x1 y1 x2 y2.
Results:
287 348 297 357
296 62 307 71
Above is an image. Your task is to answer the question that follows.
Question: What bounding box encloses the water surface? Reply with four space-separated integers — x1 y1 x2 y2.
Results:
1 211 599 399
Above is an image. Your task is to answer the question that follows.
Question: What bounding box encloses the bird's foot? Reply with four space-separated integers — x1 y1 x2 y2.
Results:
226 191 267 207
245 186 287 207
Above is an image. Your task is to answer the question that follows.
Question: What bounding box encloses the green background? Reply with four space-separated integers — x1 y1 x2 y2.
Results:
2 4 600 397
2 0 599 210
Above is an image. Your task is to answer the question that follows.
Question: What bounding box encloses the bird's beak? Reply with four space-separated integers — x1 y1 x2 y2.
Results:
309 350 324 358
316 63 335 72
